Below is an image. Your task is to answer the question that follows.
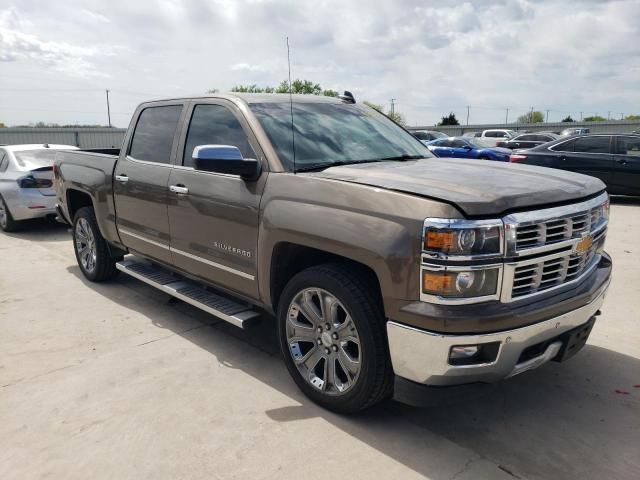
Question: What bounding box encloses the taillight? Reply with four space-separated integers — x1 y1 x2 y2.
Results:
509 154 527 163
17 175 53 189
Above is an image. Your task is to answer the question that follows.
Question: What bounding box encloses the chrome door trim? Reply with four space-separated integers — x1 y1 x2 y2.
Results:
119 228 255 280
119 228 170 250
171 247 255 280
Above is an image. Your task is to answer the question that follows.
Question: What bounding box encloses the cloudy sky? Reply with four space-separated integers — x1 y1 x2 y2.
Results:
1 0 639 127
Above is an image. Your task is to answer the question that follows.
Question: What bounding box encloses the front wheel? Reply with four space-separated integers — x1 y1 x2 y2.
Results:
277 264 393 413
72 206 119 282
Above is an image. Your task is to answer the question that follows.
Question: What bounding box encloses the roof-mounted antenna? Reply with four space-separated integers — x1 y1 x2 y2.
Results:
286 36 297 173
338 91 356 104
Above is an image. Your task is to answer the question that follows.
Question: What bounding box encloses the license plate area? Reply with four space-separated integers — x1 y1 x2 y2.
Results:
554 316 596 362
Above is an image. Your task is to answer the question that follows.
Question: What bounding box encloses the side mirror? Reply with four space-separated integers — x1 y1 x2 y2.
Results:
192 145 261 181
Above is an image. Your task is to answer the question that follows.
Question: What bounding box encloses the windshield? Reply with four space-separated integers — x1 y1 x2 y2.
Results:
250 102 433 171
13 150 60 169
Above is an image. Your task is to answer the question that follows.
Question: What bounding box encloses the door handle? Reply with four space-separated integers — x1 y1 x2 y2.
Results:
616 158 628 166
115 174 129 183
169 185 189 195
559 156 567 161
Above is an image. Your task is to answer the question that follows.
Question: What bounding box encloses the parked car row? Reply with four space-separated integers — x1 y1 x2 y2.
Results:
425 137 512 161
509 133 640 196
0 144 78 231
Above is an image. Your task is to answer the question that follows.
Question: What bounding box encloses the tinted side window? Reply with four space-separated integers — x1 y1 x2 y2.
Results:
450 139 467 148
617 136 640 156
183 104 255 167
572 136 611 154
0 153 7 172
553 139 576 152
484 131 497 137
129 105 182 164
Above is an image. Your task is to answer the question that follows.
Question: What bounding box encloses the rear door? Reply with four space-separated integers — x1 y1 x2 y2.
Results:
611 135 640 195
551 136 613 186
167 100 267 298
114 103 185 264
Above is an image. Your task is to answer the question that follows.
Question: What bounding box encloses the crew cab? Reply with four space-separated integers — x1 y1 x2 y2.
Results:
54 94 611 413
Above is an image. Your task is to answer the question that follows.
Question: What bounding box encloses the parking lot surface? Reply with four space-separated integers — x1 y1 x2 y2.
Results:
1 199 639 480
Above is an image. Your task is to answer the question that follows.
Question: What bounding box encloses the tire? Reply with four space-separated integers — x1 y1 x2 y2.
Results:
72 206 120 282
0 196 21 232
277 264 393 413
478 155 490 160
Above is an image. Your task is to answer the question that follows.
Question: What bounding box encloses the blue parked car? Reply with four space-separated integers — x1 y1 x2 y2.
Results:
425 137 512 162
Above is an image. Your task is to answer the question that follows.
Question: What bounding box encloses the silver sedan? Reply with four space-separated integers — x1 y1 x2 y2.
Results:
0 144 78 232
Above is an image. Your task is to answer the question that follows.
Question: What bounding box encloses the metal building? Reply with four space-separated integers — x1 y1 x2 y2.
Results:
0 128 127 149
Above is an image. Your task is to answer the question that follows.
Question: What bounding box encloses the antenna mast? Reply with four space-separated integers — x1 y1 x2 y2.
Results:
286 37 296 173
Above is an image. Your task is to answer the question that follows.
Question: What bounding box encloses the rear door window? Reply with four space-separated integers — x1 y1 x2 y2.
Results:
616 136 640 156
182 104 256 167
571 136 611 154
0 152 7 172
129 105 183 164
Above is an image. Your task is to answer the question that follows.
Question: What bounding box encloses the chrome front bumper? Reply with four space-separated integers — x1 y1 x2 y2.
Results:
387 281 608 386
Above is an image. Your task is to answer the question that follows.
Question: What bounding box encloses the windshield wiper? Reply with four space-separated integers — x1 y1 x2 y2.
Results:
378 154 425 161
295 159 382 173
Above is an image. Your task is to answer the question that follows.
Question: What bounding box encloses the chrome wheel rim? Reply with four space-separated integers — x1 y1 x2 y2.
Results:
0 201 6 228
75 218 97 273
286 288 362 395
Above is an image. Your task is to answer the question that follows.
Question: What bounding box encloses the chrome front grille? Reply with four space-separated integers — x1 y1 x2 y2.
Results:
514 205 606 252
510 246 598 298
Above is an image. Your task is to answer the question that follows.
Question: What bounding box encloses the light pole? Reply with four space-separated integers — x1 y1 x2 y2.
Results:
105 89 112 127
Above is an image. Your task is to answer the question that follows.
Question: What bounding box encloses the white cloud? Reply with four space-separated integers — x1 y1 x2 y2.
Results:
0 0 639 126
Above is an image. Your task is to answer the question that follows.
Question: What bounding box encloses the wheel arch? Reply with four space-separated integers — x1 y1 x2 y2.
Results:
268 242 384 316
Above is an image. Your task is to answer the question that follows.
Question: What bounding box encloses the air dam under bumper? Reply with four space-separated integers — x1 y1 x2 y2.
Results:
386 281 608 386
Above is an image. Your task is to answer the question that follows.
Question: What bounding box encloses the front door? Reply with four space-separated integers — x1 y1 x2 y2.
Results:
557 135 613 186
114 103 184 264
167 101 266 299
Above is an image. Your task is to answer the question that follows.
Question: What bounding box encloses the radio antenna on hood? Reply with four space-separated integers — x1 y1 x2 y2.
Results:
286 36 297 173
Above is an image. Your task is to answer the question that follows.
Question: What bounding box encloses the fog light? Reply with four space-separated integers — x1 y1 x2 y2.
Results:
450 345 479 359
448 342 501 366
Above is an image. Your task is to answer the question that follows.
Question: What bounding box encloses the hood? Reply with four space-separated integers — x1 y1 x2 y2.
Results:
305 158 605 217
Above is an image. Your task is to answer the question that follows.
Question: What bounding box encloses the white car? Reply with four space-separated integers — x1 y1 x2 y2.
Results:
479 129 517 146
0 144 78 231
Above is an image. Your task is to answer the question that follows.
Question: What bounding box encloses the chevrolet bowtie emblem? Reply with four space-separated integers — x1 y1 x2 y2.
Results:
575 235 593 255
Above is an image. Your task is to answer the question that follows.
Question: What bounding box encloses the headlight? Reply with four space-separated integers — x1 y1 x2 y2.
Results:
422 266 501 300
423 219 503 258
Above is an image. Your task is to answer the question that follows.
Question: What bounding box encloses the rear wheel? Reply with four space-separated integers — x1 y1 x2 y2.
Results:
72 206 120 281
0 196 20 232
277 264 393 413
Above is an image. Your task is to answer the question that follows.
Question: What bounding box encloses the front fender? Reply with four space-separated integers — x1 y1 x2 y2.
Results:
257 173 461 316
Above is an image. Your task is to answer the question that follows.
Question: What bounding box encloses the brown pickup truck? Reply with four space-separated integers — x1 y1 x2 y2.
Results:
54 93 611 413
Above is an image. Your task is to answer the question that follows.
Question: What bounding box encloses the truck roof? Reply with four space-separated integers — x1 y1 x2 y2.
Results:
143 93 347 105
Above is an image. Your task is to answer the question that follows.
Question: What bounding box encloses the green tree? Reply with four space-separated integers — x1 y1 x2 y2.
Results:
387 111 407 126
561 116 574 122
438 112 460 126
624 114 640 120
517 111 544 123
227 79 334 96
584 115 606 122
322 89 339 97
363 101 384 112
0 122 6 128
363 101 406 126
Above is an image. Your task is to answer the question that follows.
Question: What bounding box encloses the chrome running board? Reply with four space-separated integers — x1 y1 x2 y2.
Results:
116 257 261 329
